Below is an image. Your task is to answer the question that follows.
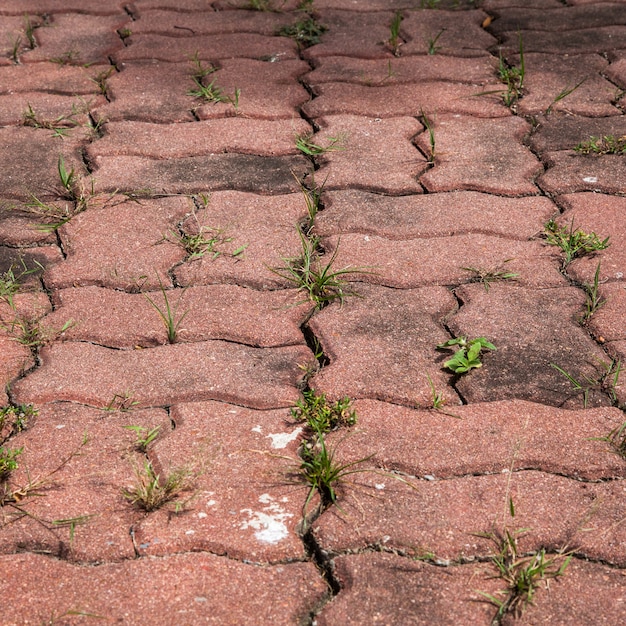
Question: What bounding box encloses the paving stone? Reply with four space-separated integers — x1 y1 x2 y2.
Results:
317 553 498 626
313 115 427 194
312 470 626 566
0 552 325 625
133 0 225 10
0 62 110 95
128 8 293 36
449 283 612 408
481 0 563 8
320 234 565 289
488 3 626 34
315 190 556 240
555 192 625 286
329 398 625 480
10 341 313 409
45 284 310 348
303 81 508 119
0 403 164 562
586 283 626 344
0 127 87 201
172 191 308 290
0 92 106 127
45 195 190 291
538 151 626 196
417 115 542 195
502 558 626 626
114 33 298 63
0 335 33 405
313 0 478 7
22 14 128 65
400 9 497 57
305 54 496 86
605 50 626 89
517 53 619 117
0 16 37 65
0 1 126 14
89 118 311 158
499 27 626 55
193 58 310 121
308 284 461 408
90 154 309 196
528 114 626 154
132 400 310 562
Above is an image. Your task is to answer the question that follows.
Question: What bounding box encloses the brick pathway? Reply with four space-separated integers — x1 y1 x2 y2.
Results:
1 0 626 623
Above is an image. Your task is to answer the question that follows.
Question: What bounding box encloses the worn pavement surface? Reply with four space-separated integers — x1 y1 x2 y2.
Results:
1 0 626 624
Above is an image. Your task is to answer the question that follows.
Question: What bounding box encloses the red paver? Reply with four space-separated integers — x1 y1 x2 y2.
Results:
89 118 311 158
10 341 313 409
132 400 310 562
44 285 310 348
449 283 611 408
0 1 126 14
308 284 461 408
313 115 427 194
312 470 626 565
303 81 508 119
21 14 128 65
90 154 310 196
317 553 499 626
304 54 497 86
315 189 556 240
417 115 543 195
517 53 619 117
0 63 111 95
0 552 325 625
320 234 565 289
499 27 626 55
328 399 625 481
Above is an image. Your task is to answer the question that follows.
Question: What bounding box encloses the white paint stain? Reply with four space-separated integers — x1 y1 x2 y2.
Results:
583 176 598 183
252 424 263 433
265 427 302 449
240 494 293 544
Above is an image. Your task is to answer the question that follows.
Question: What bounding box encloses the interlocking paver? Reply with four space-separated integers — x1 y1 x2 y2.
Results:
132 400 310 562
417 115 543 195
44 285 310 348
89 118 311 158
320 234 565 289
90 153 309 196
449 283 611 408
326 399 625 480
308 284 461 407
303 81 508 119
315 190 556 240
2 1 626 622
317 553 498 626
0 552 325 625
312 115 427 194
312 470 626 565
304 54 497 86
517 53 619 117
10 341 313 409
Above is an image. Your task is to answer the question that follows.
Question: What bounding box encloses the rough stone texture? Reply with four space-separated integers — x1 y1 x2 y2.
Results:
417 115 543 195
0 63 110 95
517 53 619 117
11 341 313 409
132 401 310 562
499 27 626 55
320 234 566 289
303 82 509 119
304 55 497 86
316 190 556 240
317 553 499 626
89 118 312 158
0 552 326 625
450 283 612 408
538 152 626 195
555 192 626 285
172 191 308 290
313 115 427 194
45 285 310 348
312 470 626 565
90 154 310 196
308 284 461 408
328 399 626 481
45 195 190 291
